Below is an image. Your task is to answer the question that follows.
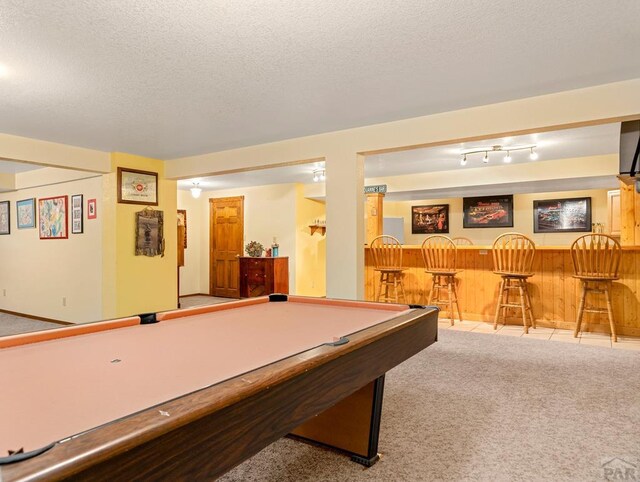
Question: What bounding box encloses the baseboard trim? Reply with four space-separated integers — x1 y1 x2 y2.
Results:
0 308 72 326
179 293 212 298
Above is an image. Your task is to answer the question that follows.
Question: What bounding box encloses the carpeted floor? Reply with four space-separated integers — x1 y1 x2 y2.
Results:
0 312 62 336
220 329 640 482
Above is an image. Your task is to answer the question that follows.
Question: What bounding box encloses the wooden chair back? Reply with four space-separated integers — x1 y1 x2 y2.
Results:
370 235 403 270
492 233 536 275
571 234 621 279
451 237 473 246
421 235 457 272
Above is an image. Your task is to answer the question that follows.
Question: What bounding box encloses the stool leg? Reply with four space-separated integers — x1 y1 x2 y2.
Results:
392 274 399 303
400 273 407 304
494 278 505 330
523 282 535 329
375 272 382 302
447 278 455 325
574 281 587 338
604 282 617 342
452 277 463 323
518 280 529 334
427 274 435 305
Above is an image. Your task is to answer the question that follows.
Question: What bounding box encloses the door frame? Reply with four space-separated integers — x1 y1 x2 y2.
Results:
209 196 245 297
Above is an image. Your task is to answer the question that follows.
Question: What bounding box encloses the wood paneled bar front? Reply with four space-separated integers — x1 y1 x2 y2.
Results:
365 245 640 336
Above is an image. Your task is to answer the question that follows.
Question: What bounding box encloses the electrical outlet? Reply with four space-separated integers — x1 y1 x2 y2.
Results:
62 297 66 307
2 289 5 297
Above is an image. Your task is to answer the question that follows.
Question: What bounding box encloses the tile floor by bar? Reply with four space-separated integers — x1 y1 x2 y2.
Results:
438 318 640 350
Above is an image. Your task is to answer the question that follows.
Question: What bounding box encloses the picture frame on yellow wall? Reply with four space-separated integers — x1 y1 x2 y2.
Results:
17 198 36 229
118 167 159 206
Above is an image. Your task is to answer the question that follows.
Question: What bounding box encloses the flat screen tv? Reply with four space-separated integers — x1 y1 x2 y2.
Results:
620 120 640 177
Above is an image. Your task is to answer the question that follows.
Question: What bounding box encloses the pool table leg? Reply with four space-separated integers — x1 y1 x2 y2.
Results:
290 375 386 466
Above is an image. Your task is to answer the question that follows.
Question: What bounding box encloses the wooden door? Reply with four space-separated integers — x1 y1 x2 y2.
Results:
210 197 244 298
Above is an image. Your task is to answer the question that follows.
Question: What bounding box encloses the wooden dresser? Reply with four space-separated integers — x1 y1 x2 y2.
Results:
239 257 289 298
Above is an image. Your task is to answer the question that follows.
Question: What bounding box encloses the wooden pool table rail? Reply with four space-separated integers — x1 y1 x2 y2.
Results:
1 302 438 481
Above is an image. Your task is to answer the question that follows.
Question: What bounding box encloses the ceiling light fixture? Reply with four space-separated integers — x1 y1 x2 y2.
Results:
190 183 202 198
459 144 537 165
312 168 326 182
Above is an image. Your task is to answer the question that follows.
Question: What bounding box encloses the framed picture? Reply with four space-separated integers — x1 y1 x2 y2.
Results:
135 209 164 257
177 209 187 248
0 201 9 235
71 194 83 234
39 195 68 239
533 197 592 233
118 167 158 206
87 198 97 219
16 198 36 229
411 205 449 234
463 195 514 228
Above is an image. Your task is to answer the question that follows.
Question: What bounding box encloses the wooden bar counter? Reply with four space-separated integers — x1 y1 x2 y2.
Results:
365 245 640 336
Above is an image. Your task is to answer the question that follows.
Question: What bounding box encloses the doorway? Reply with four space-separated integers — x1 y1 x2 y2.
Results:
209 196 244 298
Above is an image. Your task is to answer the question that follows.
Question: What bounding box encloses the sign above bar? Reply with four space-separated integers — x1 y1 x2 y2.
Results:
364 184 387 194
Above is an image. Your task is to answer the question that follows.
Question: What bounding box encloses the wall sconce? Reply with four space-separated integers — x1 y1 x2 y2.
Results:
313 169 326 182
190 183 202 198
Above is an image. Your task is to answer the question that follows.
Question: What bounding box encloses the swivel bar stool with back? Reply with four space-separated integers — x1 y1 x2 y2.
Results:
492 233 537 333
570 234 621 342
370 235 407 303
421 235 462 325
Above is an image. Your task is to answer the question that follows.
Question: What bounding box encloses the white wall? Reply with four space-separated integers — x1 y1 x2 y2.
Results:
0 175 103 322
178 184 298 296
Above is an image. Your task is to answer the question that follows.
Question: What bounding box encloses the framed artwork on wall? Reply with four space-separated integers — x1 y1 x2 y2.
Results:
463 195 514 228
87 198 97 219
135 208 164 257
411 204 449 234
39 195 68 239
118 167 159 206
533 197 592 233
177 209 187 248
71 194 83 234
0 201 9 235
16 198 36 229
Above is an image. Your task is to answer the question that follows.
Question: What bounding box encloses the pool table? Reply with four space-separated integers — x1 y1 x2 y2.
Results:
0 295 438 481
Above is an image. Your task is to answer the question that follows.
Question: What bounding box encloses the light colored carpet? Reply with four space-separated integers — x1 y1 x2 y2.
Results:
220 329 640 482
0 312 62 336
179 295 232 309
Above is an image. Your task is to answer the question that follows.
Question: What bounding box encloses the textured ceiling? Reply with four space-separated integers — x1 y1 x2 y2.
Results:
1 1 639 159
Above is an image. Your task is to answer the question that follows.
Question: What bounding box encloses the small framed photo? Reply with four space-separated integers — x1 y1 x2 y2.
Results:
0 201 10 235
71 194 83 234
463 195 514 228
177 209 187 248
118 167 158 206
411 205 449 234
16 198 36 229
534 197 592 233
39 195 68 239
87 198 97 219
135 209 164 257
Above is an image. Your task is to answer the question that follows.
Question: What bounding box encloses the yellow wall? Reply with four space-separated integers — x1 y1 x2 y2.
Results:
102 153 177 318
385 188 610 246
295 184 326 296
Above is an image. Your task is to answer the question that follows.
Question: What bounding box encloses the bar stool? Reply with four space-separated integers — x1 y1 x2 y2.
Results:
451 237 473 246
421 235 462 325
370 235 407 303
492 233 536 333
570 234 621 342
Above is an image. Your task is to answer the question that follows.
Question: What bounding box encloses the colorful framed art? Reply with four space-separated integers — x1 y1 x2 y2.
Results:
16 198 36 229
411 204 449 234
533 197 592 233
39 195 68 239
87 199 97 219
463 195 514 228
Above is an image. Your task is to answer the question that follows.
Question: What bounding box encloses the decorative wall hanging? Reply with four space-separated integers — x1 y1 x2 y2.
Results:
118 167 158 206
135 207 164 257
16 198 36 229
0 201 9 235
87 198 97 219
411 204 449 234
177 209 187 248
463 195 514 228
533 197 592 233
39 196 68 239
71 194 83 234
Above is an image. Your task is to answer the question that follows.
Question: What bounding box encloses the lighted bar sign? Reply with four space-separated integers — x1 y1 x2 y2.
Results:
364 184 387 194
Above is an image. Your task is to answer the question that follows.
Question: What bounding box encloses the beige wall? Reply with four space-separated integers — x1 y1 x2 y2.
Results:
386 188 610 246
177 190 204 296
0 175 103 322
295 184 326 296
